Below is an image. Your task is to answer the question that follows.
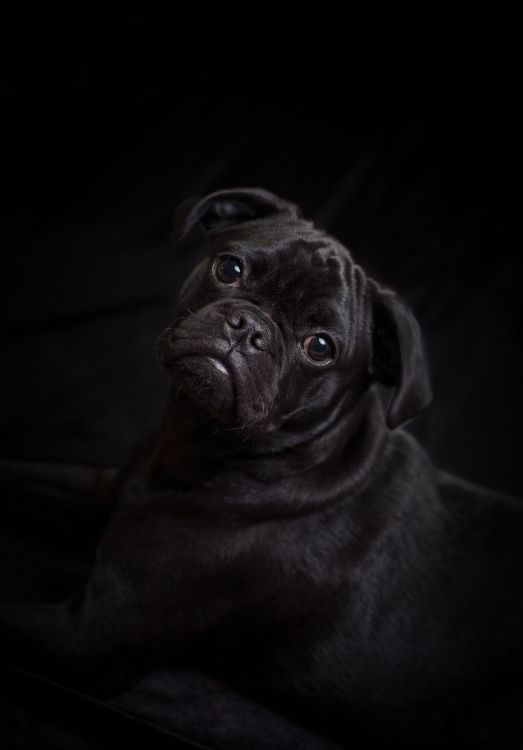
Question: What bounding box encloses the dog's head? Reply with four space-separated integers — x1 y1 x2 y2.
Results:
157 188 431 439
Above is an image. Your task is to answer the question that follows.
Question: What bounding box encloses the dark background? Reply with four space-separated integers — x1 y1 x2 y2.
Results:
2 10 522 492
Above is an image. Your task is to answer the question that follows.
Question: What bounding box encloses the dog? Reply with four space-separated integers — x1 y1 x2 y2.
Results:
1 188 523 748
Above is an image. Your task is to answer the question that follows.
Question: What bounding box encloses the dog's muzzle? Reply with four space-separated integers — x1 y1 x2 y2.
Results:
157 303 281 428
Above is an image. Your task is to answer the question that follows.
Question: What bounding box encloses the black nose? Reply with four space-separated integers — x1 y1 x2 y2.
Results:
225 312 270 352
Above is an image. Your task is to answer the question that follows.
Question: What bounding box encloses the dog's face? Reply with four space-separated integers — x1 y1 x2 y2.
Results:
158 189 431 439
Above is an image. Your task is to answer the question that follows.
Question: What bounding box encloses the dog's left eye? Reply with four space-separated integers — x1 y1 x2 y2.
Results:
303 334 335 364
215 256 243 286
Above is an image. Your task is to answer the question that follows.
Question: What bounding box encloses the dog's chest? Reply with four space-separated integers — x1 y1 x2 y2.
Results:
104 486 354 642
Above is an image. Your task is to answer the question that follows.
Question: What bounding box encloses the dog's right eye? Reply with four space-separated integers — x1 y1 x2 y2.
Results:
303 334 335 364
215 256 243 286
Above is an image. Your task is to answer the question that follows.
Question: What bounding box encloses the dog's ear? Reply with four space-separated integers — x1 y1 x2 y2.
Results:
173 188 300 240
370 286 432 429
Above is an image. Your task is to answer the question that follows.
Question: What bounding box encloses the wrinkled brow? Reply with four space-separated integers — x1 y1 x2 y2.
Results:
302 304 347 332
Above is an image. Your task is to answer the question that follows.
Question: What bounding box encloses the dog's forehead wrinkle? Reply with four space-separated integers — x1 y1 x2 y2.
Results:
267 248 350 305
211 217 312 245
212 218 341 256
302 302 347 330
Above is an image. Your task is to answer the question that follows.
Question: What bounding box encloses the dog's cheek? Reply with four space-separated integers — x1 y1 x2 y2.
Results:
256 360 281 416
229 357 276 427
280 370 345 427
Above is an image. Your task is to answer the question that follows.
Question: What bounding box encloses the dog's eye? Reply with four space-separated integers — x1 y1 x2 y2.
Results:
303 335 335 364
215 256 243 286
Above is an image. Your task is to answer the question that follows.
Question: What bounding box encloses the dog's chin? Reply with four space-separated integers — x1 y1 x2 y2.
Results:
165 354 277 435
171 355 235 423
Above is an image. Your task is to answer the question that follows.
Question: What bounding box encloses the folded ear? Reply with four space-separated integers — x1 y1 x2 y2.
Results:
371 285 432 429
173 187 300 240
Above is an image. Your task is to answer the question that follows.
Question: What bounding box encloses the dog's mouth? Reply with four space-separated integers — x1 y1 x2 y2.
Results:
170 353 235 422
160 346 278 432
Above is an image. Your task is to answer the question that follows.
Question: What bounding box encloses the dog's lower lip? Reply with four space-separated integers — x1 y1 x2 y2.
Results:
207 357 230 378
172 354 235 418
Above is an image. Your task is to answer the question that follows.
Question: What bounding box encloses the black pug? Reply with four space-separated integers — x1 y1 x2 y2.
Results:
2 188 523 748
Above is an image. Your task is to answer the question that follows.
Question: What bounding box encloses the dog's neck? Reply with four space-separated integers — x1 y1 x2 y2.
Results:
148 385 391 506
